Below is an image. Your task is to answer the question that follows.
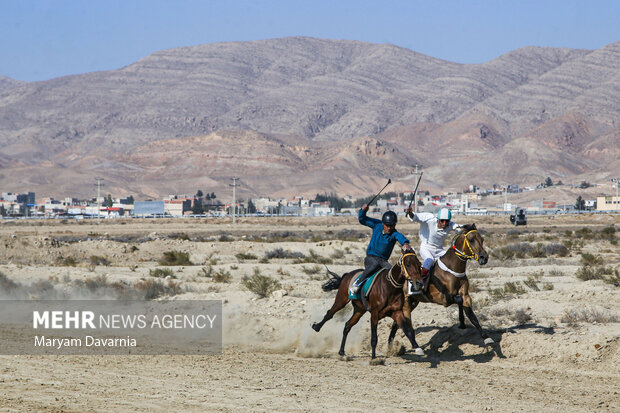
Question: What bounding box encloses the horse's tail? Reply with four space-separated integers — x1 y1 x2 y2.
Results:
321 266 342 291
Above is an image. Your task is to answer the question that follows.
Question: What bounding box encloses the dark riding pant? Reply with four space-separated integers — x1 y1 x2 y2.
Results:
355 255 391 287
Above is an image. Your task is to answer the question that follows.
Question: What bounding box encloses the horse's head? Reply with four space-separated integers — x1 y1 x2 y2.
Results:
399 249 424 291
455 223 489 265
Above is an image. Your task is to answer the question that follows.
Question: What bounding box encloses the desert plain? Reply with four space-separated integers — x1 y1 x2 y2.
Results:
0 213 619 412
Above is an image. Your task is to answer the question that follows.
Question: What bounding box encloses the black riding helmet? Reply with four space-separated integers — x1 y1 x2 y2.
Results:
382 210 397 226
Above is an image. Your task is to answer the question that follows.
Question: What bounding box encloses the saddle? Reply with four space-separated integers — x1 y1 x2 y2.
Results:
348 268 383 300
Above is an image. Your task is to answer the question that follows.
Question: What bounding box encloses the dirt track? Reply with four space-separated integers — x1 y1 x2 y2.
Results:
1 215 619 412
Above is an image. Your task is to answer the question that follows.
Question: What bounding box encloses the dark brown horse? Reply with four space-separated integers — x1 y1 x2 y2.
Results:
312 251 425 359
388 224 495 348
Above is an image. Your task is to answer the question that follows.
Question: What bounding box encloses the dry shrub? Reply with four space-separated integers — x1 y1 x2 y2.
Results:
264 248 305 259
294 249 332 265
575 266 605 281
89 255 111 266
159 250 192 266
56 256 77 267
212 269 232 283
134 279 181 300
149 268 176 279
301 265 322 275
235 252 258 261
523 276 540 291
580 253 603 266
510 308 532 325
561 307 620 325
242 274 281 298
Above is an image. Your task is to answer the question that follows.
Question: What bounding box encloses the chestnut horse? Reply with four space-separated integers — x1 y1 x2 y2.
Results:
388 224 495 348
312 251 425 359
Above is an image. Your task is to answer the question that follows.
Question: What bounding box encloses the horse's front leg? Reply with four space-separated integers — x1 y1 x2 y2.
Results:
458 303 466 329
462 294 494 345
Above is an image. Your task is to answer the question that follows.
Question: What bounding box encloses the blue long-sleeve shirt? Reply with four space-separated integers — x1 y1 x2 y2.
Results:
358 209 409 260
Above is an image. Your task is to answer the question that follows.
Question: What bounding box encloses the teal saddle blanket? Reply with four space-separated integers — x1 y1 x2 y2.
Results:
348 268 383 300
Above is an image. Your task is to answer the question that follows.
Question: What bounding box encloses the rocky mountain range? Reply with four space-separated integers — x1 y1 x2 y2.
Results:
0 37 618 200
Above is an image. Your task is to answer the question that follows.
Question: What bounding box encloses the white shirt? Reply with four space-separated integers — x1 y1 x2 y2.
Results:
408 212 460 249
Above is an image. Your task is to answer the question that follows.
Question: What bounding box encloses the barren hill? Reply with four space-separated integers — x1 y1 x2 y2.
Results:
0 37 618 199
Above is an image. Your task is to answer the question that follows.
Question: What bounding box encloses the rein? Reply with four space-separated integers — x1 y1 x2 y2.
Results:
451 229 480 262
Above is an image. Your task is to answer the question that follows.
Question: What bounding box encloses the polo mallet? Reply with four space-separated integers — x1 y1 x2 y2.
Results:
367 179 391 206
407 171 424 208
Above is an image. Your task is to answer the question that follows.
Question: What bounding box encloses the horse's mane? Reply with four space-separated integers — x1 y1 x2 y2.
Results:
460 223 477 233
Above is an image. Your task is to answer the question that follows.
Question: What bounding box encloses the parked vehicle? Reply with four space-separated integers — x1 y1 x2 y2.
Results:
510 209 527 226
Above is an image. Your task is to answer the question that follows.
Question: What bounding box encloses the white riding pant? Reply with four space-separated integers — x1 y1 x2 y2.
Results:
419 243 447 270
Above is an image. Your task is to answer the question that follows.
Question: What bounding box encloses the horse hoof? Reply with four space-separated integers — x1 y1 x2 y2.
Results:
369 358 385 366
311 323 320 332
412 347 425 356
484 337 495 346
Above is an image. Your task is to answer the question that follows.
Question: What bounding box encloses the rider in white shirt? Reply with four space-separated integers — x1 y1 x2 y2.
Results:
405 207 461 281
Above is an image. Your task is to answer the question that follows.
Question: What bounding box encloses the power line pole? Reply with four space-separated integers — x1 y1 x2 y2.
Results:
612 178 620 211
230 177 240 224
95 178 104 223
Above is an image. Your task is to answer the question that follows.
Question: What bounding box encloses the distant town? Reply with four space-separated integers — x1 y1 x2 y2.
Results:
1 179 619 219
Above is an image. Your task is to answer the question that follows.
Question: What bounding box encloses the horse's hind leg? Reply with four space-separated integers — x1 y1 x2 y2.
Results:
312 288 349 332
391 310 424 356
388 298 418 346
339 308 365 356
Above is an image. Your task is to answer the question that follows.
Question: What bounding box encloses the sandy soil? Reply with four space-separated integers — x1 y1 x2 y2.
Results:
0 214 619 412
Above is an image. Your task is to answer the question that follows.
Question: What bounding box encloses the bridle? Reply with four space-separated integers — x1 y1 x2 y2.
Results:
387 251 420 288
452 230 481 262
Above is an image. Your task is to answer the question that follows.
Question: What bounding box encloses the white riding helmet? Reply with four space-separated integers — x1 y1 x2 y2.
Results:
437 208 452 221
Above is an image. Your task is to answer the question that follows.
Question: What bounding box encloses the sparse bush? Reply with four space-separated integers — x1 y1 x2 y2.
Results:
230 264 239 270
56 256 77 267
510 309 532 325
84 275 112 291
580 253 603 266
277 267 290 276
235 252 258 261
575 266 604 281
542 243 569 257
523 276 540 291
259 257 269 264
301 265 322 275
134 279 181 300
89 255 111 266
159 250 192 266
149 268 176 279
574 227 592 238
543 282 554 290
242 274 281 298
604 269 620 287
130 245 139 252
548 269 566 277
218 234 234 242
199 265 213 277
264 248 306 259
503 281 527 295
600 226 616 241
212 269 232 283
561 307 619 325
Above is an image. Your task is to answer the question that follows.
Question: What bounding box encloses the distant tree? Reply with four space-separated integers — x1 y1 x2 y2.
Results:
556 180 563 186
579 181 591 189
0 205 6 217
247 199 256 214
192 199 204 215
196 190 204 198
575 196 585 211
126 195 135 205
545 177 553 187
105 194 113 207
210 192 216 199
314 193 353 211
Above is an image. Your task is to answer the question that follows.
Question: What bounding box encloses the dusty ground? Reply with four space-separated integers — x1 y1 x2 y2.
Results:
0 214 619 412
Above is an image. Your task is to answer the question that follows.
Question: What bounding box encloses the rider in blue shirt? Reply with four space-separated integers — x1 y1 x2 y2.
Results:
350 204 411 294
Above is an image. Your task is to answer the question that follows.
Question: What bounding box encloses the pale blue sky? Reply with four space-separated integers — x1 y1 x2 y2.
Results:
1 0 618 81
